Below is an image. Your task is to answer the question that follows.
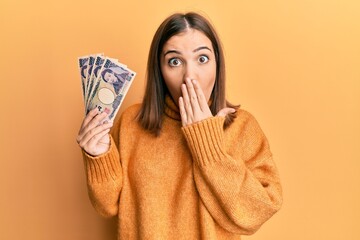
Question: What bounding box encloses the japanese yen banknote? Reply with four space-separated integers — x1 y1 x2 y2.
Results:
78 53 136 122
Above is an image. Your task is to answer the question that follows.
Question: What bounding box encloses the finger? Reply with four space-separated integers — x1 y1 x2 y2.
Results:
78 112 106 142
78 121 112 149
78 112 110 143
185 78 201 112
77 108 101 139
181 83 194 120
77 108 99 143
179 97 188 126
81 108 99 131
216 108 236 118
87 128 111 150
192 79 209 112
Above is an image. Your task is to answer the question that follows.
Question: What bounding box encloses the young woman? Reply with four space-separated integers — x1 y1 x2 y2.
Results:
77 12 282 240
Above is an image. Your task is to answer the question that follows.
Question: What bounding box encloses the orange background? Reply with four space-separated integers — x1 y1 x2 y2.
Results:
1 0 359 239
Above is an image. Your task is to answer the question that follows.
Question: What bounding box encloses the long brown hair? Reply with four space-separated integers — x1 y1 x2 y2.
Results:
137 12 239 135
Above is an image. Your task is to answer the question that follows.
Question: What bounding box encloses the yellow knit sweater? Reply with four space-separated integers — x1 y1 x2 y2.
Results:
82 96 282 239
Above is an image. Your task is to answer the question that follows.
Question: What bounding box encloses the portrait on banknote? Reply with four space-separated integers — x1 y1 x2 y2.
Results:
101 67 128 95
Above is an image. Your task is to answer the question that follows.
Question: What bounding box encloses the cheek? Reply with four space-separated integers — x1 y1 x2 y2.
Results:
200 63 216 99
161 67 183 98
200 80 215 100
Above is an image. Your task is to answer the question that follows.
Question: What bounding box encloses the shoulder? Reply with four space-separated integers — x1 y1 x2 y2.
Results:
228 108 267 140
109 103 141 145
233 108 261 127
228 108 272 159
116 102 140 122
121 103 142 119
235 108 254 120
113 103 142 130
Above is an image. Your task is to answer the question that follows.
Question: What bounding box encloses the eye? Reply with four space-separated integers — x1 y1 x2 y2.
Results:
198 55 209 64
168 58 182 67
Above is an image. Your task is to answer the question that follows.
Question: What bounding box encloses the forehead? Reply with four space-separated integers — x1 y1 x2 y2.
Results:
163 29 213 51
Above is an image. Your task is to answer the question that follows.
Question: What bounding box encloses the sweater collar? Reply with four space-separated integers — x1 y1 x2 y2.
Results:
164 95 181 121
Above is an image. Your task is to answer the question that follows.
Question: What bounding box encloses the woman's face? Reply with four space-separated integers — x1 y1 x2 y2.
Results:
104 72 118 83
160 29 216 105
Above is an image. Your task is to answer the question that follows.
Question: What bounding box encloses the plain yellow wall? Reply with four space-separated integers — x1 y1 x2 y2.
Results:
1 0 359 239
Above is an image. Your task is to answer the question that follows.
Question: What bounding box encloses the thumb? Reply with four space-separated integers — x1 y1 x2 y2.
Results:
216 108 236 118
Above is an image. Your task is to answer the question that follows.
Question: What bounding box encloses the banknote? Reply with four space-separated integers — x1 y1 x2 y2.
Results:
79 53 103 100
78 56 90 101
85 55 106 107
78 55 136 122
84 55 97 102
87 57 136 120
86 56 125 108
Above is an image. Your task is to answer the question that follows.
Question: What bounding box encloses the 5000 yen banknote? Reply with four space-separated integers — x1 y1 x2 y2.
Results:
78 56 90 102
86 57 136 122
85 55 106 108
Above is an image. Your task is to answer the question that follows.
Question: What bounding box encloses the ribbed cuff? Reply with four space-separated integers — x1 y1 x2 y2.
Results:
181 116 226 167
82 135 121 183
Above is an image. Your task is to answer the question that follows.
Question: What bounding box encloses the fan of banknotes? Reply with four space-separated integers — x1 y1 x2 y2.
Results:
78 53 136 122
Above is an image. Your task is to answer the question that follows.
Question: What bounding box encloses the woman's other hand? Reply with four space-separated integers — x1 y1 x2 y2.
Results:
179 78 235 127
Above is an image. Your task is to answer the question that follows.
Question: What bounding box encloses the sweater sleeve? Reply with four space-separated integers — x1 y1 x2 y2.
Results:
181 114 283 235
82 133 123 218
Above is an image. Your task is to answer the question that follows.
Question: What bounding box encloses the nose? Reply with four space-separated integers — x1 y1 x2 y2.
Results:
183 62 198 82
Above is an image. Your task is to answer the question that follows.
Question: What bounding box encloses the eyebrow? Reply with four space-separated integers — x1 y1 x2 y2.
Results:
194 46 212 53
163 46 212 57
